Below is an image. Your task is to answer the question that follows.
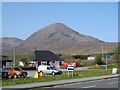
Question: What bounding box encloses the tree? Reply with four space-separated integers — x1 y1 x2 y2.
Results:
18 53 35 67
95 54 103 65
18 56 29 67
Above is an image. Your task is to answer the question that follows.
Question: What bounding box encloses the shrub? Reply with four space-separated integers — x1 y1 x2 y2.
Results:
95 54 103 65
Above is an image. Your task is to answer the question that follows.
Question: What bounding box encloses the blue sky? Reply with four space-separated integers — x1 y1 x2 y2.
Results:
2 2 118 42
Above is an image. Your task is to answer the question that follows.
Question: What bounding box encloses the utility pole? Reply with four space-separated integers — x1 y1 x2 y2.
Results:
106 46 107 70
102 45 103 60
13 47 15 66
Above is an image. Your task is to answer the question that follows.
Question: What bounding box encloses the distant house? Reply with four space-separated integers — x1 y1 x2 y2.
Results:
0 58 12 67
103 55 113 59
34 50 64 68
19 61 36 67
87 55 96 61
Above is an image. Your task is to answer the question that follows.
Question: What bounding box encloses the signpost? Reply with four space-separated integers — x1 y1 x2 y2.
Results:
112 68 117 74
67 66 74 77
106 46 107 70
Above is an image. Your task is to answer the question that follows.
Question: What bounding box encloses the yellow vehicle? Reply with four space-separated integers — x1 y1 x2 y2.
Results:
3 66 28 79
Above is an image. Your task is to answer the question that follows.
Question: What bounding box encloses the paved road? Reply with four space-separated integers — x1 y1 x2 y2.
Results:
29 78 119 89
53 78 119 88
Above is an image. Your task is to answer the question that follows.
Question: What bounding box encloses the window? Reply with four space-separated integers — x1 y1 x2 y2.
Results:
12 67 22 71
3 67 12 71
47 67 50 70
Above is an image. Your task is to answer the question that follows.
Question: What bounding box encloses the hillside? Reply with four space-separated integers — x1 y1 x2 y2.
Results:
13 23 117 55
0 37 24 54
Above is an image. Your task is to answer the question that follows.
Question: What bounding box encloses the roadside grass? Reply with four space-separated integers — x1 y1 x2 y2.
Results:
88 64 115 70
2 69 113 86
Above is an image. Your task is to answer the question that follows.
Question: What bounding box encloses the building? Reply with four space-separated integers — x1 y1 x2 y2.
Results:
0 58 12 67
35 50 64 68
19 61 36 67
103 55 113 59
87 55 96 61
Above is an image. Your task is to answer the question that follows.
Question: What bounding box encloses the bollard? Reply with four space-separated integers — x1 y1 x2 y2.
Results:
39 72 43 77
34 72 39 78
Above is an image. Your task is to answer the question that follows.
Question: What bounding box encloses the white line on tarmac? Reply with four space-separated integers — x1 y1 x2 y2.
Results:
85 79 105 83
63 83 82 86
108 82 116 84
54 83 82 87
82 85 96 88
107 78 118 80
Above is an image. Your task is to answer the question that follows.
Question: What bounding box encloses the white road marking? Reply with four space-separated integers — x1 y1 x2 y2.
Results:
54 85 63 88
54 83 82 87
86 79 104 83
63 83 82 86
107 78 118 80
86 81 96 83
82 85 96 88
108 82 116 84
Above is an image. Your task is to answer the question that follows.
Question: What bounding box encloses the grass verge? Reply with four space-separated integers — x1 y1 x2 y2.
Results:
2 70 113 86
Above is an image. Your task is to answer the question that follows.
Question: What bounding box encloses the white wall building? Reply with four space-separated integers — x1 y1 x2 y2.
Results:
87 55 96 61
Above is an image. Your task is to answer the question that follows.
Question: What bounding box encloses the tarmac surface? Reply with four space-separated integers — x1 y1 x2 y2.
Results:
1 74 119 89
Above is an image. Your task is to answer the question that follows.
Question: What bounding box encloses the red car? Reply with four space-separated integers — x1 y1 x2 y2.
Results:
60 62 77 69
70 62 77 67
60 63 70 69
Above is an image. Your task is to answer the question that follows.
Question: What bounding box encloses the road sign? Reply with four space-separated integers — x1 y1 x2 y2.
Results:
112 68 117 74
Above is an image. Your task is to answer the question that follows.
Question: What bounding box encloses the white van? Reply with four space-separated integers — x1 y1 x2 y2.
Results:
38 65 62 75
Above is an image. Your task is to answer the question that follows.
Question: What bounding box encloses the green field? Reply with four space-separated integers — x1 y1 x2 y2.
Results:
2 69 114 86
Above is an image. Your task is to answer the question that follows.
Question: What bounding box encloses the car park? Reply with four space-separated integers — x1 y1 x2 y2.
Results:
38 65 62 75
3 66 28 79
0 68 9 79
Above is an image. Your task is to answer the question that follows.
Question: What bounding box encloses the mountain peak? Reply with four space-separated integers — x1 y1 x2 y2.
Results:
51 23 65 25
47 23 67 28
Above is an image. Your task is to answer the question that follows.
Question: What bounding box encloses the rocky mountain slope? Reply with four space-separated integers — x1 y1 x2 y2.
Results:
0 37 23 54
13 23 117 55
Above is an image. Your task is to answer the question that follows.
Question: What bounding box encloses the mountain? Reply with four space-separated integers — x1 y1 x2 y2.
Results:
14 23 117 55
0 37 24 54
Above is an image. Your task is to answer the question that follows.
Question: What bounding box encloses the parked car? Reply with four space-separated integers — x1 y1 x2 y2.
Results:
0 68 9 79
38 65 62 75
3 66 28 79
70 62 77 67
60 62 77 69
60 63 70 69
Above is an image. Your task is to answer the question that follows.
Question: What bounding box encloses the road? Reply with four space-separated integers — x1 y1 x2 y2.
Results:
29 77 119 89
53 77 119 88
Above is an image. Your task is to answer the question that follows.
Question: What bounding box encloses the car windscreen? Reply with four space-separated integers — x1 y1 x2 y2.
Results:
3 67 12 70
50 67 56 70
12 67 22 71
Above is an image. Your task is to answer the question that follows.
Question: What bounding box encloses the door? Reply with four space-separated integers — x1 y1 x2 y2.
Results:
55 61 60 68
3 67 14 76
41 61 47 65
47 67 52 75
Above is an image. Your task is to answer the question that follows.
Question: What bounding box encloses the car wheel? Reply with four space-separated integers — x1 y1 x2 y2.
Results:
13 74 18 79
23 73 27 78
52 72 55 75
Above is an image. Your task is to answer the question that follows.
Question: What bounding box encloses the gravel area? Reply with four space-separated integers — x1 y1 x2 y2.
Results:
26 67 90 78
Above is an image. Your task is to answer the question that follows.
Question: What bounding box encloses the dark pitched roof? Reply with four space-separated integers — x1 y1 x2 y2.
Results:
35 50 64 61
0 58 12 62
